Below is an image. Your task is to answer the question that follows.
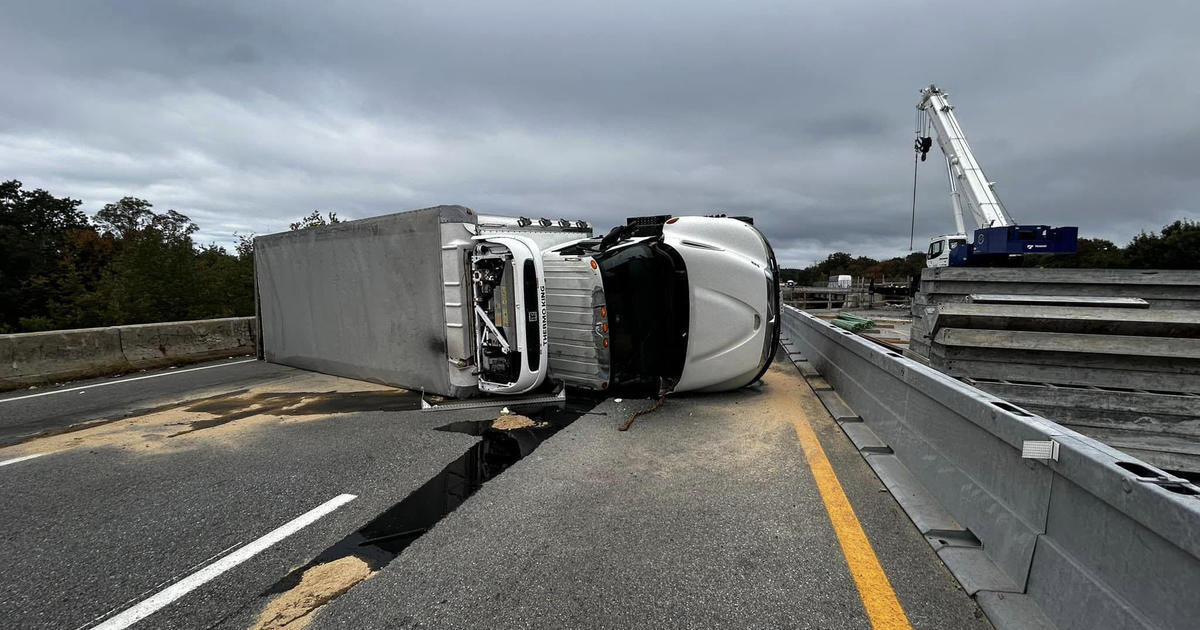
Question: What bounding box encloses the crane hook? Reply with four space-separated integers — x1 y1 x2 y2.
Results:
915 136 932 162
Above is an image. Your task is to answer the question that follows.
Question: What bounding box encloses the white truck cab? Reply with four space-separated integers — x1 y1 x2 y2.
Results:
531 214 780 396
926 233 969 268
663 216 779 392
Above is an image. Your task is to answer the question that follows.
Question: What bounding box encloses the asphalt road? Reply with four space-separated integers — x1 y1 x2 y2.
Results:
0 359 515 629
0 356 283 446
312 361 991 630
0 356 991 629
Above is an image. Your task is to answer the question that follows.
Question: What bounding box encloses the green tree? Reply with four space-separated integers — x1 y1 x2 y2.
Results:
94 200 201 324
0 187 335 331
893 252 927 279
816 252 854 276
191 243 254 319
1125 220 1200 269
93 197 155 239
289 210 340 230
0 180 91 331
47 227 119 329
1030 238 1127 269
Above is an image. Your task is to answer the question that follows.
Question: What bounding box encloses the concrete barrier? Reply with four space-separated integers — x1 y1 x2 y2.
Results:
0 327 128 390
117 318 257 365
782 305 1200 630
0 317 256 391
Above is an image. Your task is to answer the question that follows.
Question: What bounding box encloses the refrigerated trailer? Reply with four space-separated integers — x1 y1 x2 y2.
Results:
254 205 780 398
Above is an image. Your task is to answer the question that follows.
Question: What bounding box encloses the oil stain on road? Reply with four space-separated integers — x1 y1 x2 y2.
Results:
0 372 421 459
171 390 427 436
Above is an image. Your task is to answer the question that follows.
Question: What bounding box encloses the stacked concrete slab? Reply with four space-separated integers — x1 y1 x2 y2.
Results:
909 268 1200 475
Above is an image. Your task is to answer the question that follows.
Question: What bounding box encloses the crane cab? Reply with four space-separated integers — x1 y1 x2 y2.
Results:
927 225 1079 268
925 234 968 268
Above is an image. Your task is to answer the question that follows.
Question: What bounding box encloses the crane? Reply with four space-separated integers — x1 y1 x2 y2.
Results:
914 84 1077 267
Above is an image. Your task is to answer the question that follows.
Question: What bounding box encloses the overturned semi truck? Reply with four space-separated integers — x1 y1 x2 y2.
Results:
254 205 780 398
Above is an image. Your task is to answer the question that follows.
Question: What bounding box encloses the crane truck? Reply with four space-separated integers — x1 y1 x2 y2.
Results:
915 84 1077 267
254 206 780 399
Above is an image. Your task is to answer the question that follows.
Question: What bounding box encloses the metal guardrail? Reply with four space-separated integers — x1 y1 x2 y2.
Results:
781 305 1199 630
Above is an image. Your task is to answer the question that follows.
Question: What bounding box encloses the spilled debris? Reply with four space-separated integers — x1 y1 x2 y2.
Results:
0 374 412 457
491 413 537 430
171 390 425 436
251 556 375 630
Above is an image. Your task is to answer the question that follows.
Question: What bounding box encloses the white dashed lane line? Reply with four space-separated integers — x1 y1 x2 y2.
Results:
86 493 358 630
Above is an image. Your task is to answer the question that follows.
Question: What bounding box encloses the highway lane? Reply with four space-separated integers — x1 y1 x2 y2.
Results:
0 357 294 446
311 361 992 630
0 357 992 629
0 363 503 629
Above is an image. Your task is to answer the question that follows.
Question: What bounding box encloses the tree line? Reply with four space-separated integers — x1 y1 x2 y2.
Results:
2 178 1195 332
779 221 1198 287
0 180 342 333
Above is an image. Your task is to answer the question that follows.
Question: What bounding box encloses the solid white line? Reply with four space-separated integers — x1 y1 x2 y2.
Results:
90 493 357 630
0 452 50 467
0 358 257 404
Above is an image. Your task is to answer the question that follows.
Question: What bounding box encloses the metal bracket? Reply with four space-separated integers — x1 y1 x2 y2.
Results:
474 304 511 352
420 388 567 412
1021 439 1060 461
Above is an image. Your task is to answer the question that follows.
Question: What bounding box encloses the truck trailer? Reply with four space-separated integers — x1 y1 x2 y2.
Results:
254 205 780 398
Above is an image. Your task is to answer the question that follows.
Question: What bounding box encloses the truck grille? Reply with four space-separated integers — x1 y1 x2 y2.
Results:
542 256 611 390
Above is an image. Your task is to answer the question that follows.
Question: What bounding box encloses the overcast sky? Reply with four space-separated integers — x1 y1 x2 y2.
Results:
2 1 1197 266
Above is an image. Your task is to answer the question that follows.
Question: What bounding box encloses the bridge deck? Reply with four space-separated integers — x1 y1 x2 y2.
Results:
0 356 987 629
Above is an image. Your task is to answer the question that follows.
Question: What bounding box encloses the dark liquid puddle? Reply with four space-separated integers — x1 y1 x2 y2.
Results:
169 390 426 436
261 401 597 595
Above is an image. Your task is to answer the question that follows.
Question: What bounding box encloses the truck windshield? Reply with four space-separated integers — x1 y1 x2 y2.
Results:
596 240 689 395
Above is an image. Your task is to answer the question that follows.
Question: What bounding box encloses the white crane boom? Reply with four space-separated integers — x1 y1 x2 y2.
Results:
912 84 1077 268
917 85 1015 231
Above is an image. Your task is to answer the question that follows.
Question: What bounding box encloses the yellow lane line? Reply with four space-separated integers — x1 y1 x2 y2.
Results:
790 406 913 630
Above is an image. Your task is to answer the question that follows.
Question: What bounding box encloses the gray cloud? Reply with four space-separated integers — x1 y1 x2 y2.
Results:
1 0 1197 266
